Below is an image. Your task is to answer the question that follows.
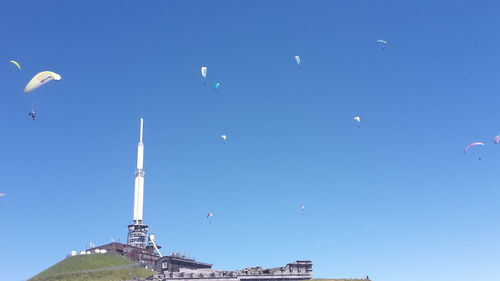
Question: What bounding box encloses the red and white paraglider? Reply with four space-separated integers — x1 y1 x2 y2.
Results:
206 212 214 224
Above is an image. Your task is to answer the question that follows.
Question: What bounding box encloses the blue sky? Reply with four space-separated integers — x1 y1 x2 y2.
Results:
1 1 500 280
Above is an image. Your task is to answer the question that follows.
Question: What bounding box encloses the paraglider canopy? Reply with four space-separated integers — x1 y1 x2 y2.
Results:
24 71 62 93
354 116 361 123
9 60 21 70
494 135 500 144
201 66 207 78
206 212 214 224
0 193 5 197
221 134 227 141
464 142 485 154
294 55 301 65
376 39 387 49
214 82 221 90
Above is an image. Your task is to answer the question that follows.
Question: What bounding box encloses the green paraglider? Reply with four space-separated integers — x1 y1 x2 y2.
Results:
9 60 21 70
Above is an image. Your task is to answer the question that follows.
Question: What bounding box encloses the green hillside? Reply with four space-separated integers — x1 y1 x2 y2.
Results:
29 254 154 281
28 254 368 281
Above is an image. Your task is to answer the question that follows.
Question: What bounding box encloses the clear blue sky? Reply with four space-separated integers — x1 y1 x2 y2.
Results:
1 1 500 280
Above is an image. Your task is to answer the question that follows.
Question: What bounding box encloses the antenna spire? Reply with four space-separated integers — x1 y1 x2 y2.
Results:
128 118 149 249
139 118 144 143
133 118 145 223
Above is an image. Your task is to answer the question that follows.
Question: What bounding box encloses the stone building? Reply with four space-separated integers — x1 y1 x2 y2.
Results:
147 255 312 281
154 254 213 273
86 242 158 268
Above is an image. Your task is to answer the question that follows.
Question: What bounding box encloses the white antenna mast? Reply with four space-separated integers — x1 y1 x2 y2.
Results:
133 118 145 224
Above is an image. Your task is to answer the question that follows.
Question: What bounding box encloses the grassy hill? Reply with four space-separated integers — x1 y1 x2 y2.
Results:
29 254 154 281
29 254 369 281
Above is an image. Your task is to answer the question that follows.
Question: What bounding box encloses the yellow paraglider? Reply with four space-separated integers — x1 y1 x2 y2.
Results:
9 60 21 70
24 71 62 93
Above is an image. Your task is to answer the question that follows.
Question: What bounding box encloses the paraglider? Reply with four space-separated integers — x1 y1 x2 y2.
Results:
300 205 305 214
0 193 5 197
464 142 485 154
214 82 221 93
494 135 500 144
24 71 62 94
376 39 387 49
28 111 36 120
23 71 61 120
9 60 21 71
294 55 301 68
207 212 214 223
221 134 227 142
201 66 207 85
354 116 361 127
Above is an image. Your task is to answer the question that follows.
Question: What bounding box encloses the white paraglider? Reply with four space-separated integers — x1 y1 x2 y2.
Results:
354 116 361 127
294 55 301 68
376 39 387 49
221 134 227 141
24 71 62 93
201 66 208 85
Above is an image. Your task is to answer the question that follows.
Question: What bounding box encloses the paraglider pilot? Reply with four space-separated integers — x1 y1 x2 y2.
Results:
28 111 36 120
